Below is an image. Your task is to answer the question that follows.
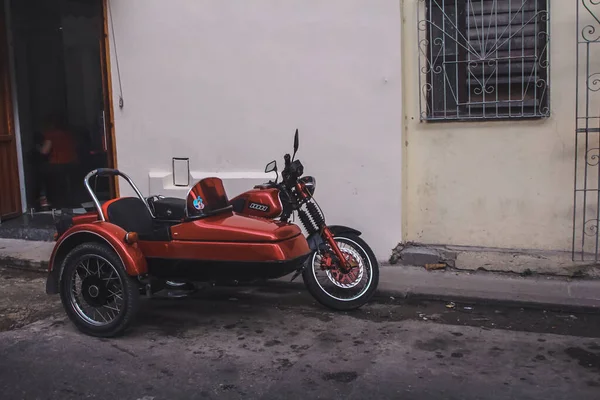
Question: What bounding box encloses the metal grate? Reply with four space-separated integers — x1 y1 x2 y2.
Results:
573 0 600 262
417 0 550 121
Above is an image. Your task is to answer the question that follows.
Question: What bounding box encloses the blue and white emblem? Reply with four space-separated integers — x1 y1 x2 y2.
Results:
193 196 205 210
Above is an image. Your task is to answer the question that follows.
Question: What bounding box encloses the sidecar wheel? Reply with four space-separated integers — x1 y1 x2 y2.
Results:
302 233 379 311
59 242 140 337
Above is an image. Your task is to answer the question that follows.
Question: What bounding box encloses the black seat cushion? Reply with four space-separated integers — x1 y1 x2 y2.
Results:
106 197 171 241
151 197 186 221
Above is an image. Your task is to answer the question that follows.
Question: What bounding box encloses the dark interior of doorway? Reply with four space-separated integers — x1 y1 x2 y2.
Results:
9 0 112 212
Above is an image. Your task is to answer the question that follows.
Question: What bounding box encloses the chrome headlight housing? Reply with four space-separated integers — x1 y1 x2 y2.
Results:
300 176 316 196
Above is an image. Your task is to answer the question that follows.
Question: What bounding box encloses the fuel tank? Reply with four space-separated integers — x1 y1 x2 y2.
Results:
230 187 283 219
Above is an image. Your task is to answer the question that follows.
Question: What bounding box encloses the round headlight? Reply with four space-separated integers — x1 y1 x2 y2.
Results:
301 176 316 196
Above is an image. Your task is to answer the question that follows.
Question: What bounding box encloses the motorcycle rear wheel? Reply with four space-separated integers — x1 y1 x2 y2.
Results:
302 233 379 311
59 242 140 337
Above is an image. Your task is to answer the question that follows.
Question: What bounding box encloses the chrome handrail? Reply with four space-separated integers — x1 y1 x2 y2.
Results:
84 169 155 222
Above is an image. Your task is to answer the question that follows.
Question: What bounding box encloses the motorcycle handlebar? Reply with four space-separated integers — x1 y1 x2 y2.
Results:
94 168 121 177
281 157 304 185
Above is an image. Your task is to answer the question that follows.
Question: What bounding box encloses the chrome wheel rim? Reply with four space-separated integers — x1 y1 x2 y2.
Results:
68 255 125 326
311 237 373 302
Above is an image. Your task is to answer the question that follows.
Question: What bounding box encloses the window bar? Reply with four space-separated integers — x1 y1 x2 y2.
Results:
521 1 525 116
495 0 499 117
455 0 460 117
481 0 486 119
418 1 423 120
546 0 550 116
467 0 472 118
596 122 600 261
443 0 447 118
430 0 435 117
534 0 538 116
582 41 590 258
596 45 600 262
508 0 512 117
573 0 580 260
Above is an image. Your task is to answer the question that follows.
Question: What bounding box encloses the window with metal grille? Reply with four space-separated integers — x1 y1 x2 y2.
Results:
417 0 550 121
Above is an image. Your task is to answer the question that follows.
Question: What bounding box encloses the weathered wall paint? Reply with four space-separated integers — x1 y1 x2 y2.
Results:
402 0 576 251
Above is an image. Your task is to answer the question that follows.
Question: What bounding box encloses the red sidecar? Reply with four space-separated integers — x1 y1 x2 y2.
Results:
46 168 311 337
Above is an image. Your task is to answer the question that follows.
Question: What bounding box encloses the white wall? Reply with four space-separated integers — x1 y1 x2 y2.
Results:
108 0 403 259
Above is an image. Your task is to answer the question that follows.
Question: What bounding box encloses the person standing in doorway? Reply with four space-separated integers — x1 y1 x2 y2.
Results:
35 114 78 210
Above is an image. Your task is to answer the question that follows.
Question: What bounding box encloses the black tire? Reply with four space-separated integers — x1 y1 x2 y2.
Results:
302 233 379 311
59 242 140 337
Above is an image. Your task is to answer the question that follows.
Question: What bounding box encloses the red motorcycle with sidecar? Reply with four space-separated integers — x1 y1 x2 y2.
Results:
46 130 379 337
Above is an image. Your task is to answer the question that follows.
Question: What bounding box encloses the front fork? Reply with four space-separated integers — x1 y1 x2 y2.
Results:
293 182 350 271
290 226 350 282
321 226 351 271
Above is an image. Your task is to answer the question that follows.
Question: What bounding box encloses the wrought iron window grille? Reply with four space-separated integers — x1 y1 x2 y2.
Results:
573 0 600 262
417 0 550 121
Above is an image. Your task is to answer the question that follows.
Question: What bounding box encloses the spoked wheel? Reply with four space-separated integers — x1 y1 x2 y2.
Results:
302 233 379 311
59 242 140 337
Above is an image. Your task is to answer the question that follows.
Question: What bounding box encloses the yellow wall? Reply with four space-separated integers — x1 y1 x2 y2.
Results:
402 0 579 251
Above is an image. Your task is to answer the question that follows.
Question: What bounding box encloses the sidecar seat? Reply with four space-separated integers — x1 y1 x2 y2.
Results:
106 197 172 241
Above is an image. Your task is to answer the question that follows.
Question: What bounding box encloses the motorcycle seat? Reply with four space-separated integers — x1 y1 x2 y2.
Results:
149 196 186 222
106 197 172 241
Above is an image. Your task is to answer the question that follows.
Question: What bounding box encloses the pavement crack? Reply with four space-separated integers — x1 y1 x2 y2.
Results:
111 343 138 358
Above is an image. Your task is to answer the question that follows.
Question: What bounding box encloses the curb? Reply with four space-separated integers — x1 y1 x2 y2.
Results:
265 277 600 314
371 286 600 314
0 257 48 272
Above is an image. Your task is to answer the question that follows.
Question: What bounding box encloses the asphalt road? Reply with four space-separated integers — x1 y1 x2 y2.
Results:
1 267 599 400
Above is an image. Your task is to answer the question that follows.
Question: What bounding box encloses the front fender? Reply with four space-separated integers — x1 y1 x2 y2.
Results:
46 222 148 295
306 225 362 252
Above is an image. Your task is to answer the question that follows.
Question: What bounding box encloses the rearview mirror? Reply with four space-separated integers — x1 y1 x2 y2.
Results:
265 160 277 173
293 129 299 154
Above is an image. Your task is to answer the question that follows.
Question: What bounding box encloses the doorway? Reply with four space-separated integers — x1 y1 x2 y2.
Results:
7 0 115 213
0 1 20 220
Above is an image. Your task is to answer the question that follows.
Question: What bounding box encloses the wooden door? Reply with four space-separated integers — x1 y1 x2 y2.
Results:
0 5 21 220
100 0 118 197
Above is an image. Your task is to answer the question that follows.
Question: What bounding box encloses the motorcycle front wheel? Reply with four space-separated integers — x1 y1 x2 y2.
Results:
302 233 379 311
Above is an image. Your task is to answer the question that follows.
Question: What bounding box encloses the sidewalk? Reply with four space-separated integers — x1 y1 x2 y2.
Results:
374 266 600 311
1 238 599 311
0 238 51 270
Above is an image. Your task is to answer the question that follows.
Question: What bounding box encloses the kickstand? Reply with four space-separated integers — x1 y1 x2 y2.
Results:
290 268 302 282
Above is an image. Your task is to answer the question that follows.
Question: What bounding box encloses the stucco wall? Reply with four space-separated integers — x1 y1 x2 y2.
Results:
107 0 403 259
402 0 576 251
